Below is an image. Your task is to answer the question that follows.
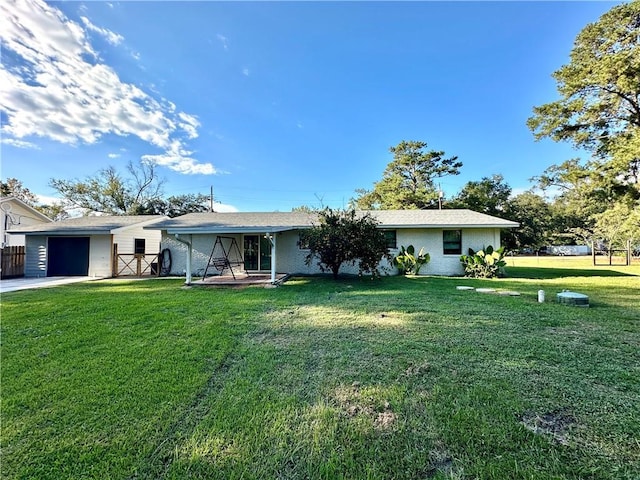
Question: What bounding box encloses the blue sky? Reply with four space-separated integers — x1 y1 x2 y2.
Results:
1 0 618 212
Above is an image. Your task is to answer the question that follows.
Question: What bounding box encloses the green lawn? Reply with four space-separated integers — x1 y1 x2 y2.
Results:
2 260 639 479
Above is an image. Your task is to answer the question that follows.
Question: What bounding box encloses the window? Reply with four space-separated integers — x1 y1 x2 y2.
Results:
298 233 310 250
383 230 397 249
443 230 462 255
134 238 146 255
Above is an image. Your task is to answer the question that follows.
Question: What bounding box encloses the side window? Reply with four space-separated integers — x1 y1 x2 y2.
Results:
383 230 397 249
134 238 146 255
298 233 310 250
443 230 462 255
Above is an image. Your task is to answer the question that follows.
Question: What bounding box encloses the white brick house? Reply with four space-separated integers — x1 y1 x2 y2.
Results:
148 209 518 282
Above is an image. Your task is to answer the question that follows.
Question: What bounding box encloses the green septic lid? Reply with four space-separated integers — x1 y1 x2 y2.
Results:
557 291 589 306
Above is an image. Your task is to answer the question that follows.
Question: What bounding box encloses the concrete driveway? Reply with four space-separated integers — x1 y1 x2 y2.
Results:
0 276 104 294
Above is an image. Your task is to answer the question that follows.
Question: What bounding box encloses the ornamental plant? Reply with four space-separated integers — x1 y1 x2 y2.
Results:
393 245 430 275
460 245 506 278
300 208 391 279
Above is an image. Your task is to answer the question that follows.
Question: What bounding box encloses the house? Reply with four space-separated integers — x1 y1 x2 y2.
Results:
7 215 166 277
1 197 52 247
148 209 519 283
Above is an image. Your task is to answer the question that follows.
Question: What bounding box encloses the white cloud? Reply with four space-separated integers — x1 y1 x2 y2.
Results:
1 137 39 149
216 33 229 50
177 111 200 139
80 15 123 45
35 194 63 205
108 152 120 158
242 67 250 77
213 202 239 213
142 140 216 175
0 0 216 176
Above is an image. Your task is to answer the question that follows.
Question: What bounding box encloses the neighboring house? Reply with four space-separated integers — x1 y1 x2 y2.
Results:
0 196 52 247
148 209 519 282
7 215 166 277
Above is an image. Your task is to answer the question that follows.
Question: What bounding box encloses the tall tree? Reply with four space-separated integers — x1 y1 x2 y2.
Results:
449 174 511 216
140 194 211 217
0 178 39 204
502 191 554 251
353 140 462 209
50 161 164 215
531 158 611 244
300 208 390 279
1 177 68 220
593 199 640 249
527 2 640 202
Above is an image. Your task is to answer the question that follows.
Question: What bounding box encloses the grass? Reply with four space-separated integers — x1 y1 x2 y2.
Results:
1 258 639 479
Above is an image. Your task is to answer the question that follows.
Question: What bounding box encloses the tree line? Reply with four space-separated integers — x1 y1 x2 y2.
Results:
0 161 211 220
350 2 640 251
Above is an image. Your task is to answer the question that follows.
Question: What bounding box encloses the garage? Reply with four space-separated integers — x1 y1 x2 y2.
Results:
47 237 90 276
9 215 165 278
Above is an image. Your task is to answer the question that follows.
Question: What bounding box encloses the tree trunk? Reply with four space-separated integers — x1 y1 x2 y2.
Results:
331 265 340 279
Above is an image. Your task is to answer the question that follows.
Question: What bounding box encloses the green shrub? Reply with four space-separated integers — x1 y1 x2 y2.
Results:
460 245 506 278
393 245 430 275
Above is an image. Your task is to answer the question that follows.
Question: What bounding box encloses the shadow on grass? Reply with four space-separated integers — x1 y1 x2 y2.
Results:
5 276 639 479
156 276 640 479
505 266 637 279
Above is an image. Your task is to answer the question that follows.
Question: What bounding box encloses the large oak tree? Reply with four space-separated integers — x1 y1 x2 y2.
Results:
528 2 640 203
50 161 211 217
449 174 511 216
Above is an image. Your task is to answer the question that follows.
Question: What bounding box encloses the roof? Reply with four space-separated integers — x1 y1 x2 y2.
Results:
0 196 52 223
367 209 519 228
7 215 166 236
149 211 317 234
149 209 518 234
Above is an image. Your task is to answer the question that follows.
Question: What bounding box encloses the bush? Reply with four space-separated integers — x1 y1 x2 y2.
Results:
393 245 430 275
300 208 391 279
460 245 506 278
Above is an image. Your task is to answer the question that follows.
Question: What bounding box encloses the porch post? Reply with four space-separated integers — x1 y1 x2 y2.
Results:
270 232 276 283
174 234 193 285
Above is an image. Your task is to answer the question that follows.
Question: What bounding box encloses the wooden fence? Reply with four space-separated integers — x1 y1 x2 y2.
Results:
112 244 159 277
1 246 25 278
592 240 634 266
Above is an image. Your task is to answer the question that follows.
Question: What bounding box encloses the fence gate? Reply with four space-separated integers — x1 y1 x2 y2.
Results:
1 246 25 278
113 244 159 277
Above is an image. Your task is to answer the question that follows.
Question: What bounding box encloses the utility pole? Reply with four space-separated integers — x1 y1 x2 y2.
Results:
209 186 214 213
438 184 443 210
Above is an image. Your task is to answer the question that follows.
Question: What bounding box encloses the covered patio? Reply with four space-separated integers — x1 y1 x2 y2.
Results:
147 211 316 286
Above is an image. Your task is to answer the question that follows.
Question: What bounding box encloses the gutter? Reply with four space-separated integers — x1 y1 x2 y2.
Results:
173 233 193 285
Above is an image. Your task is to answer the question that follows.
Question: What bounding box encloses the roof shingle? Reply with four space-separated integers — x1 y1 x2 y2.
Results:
150 209 518 233
8 215 166 234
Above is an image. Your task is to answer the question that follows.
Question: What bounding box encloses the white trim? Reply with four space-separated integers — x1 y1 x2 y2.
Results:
0 197 52 222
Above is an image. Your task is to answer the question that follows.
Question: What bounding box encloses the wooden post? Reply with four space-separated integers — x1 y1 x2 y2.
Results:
136 254 142 276
112 244 118 277
592 240 596 266
627 239 632 266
